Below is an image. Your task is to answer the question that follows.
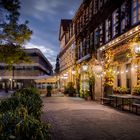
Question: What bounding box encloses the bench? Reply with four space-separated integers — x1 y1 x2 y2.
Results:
131 99 140 114
101 97 114 105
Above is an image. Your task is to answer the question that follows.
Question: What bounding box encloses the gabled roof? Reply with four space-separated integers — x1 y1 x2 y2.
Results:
59 19 72 41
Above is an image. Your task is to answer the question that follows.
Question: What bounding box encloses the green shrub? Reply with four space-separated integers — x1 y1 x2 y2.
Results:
0 107 51 140
0 88 43 119
84 90 91 98
113 87 130 94
0 96 20 113
133 85 140 95
13 88 43 119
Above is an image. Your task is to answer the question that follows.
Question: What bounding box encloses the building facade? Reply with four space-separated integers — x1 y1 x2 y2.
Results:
58 19 76 89
58 0 140 98
0 48 53 90
72 0 140 99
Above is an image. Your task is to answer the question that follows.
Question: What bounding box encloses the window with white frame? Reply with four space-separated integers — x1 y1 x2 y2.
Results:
94 27 100 49
90 32 93 47
77 42 80 59
121 2 130 33
99 24 103 46
86 7 89 22
98 0 103 10
82 38 86 57
86 35 90 54
89 1 93 20
80 41 83 58
112 9 119 37
94 0 98 14
105 18 111 42
132 0 140 25
121 3 126 32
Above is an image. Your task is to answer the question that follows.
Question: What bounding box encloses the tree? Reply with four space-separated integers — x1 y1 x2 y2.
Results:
54 55 60 74
0 44 30 66
0 0 32 65
0 0 32 90
0 0 32 45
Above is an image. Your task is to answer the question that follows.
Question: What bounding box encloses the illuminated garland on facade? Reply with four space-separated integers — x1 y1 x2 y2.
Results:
103 50 115 87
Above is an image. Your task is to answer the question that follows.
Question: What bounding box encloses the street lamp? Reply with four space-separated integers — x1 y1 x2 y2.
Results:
72 70 76 75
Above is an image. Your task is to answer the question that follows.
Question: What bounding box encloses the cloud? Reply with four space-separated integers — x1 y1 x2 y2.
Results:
20 0 82 68
25 43 56 67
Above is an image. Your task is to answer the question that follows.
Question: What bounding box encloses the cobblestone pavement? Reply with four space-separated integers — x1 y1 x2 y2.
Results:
41 96 140 140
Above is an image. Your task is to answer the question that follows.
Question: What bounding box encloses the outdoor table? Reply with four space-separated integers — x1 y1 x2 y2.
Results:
131 96 140 114
132 95 140 100
109 95 132 111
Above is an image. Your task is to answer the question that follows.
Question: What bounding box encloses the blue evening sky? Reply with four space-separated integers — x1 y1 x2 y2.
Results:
20 0 82 68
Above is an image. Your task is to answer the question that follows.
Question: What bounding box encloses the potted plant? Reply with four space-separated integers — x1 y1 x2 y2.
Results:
118 87 129 94
132 85 140 95
84 90 91 100
47 85 52 97
64 82 76 97
120 87 128 94
113 87 119 94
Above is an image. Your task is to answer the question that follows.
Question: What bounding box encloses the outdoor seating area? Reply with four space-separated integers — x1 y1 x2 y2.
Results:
101 95 140 115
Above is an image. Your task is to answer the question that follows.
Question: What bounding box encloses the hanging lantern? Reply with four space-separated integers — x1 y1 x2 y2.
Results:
82 64 88 72
134 43 140 54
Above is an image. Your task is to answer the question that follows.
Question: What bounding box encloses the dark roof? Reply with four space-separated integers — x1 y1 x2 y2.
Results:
24 48 53 69
61 19 72 31
59 19 72 40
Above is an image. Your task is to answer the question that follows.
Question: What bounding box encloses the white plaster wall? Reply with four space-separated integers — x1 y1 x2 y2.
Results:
94 75 102 100
120 64 126 87
131 63 137 88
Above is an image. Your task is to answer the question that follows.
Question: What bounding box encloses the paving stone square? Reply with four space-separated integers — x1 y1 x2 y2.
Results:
41 96 140 140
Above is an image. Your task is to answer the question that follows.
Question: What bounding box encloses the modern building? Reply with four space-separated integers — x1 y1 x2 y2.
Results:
58 19 76 89
73 0 140 99
0 48 53 90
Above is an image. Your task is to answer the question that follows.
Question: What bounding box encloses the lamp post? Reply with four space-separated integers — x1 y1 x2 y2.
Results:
71 69 75 84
